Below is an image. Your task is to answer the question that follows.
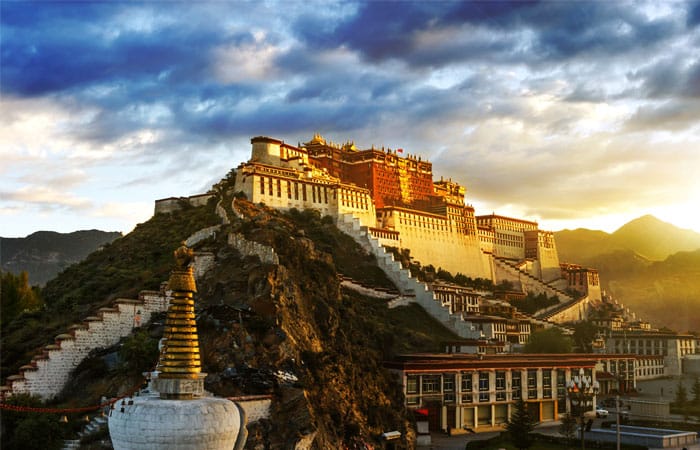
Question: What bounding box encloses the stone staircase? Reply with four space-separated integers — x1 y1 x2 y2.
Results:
492 256 573 302
336 213 576 337
60 413 109 450
336 213 488 338
61 439 81 450
488 257 591 323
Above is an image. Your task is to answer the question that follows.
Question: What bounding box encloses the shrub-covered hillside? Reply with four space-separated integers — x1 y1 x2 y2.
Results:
2 195 460 449
1 199 220 380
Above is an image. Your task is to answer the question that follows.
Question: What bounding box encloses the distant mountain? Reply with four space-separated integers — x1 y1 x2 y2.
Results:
605 249 700 332
609 215 700 261
554 228 617 262
556 215 700 263
555 216 700 331
1 230 122 286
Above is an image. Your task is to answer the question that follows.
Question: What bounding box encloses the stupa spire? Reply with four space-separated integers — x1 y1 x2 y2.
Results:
154 243 206 399
109 243 244 450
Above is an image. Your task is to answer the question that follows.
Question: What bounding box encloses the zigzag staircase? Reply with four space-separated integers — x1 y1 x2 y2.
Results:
337 214 490 338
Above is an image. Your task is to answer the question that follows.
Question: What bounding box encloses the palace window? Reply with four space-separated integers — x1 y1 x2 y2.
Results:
260 177 265 195
287 181 291 199
277 179 281 197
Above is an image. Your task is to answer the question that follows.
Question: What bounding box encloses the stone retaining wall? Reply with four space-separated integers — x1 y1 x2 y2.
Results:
1 228 218 401
2 291 171 400
228 233 279 265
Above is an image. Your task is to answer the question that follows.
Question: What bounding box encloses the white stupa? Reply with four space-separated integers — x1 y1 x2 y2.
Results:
109 244 246 450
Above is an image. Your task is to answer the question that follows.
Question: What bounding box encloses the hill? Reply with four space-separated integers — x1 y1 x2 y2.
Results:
555 215 700 263
1 230 122 286
1 191 458 448
555 217 700 331
609 215 700 261
606 249 700 332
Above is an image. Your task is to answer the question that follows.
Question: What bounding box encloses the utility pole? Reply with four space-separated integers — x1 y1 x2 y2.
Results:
616 394 620 450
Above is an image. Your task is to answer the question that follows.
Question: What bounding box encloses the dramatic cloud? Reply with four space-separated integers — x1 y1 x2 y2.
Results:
1 1 699 236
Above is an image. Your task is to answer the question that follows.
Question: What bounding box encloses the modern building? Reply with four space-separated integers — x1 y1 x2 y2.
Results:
605 330 697 376
385 353 637 433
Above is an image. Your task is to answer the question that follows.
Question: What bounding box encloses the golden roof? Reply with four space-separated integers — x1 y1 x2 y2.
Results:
309 132 326 145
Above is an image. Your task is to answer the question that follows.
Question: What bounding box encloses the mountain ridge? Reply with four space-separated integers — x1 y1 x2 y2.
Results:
555 214 700 262
555 215 700 331
1 230 122 286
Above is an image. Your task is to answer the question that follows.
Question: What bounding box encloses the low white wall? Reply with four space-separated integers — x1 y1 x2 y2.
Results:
228 233 279 265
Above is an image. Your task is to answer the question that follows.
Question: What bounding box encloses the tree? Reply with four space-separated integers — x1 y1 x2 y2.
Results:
572 321 599 353
1 271 42 327
506 398 536 450
0 394 64 450
691 377 700 405
674 379 688 408
118 329 159 375
559 413 577 448
524 328 573 353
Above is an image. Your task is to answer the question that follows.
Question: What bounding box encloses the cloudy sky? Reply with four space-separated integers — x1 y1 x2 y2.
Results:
2 1 700 238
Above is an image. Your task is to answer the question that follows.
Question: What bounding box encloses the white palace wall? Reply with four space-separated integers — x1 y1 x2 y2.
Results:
233 165 376 228
380 208 490 280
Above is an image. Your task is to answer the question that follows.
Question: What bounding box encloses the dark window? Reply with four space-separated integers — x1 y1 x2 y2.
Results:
528 370 538 399
543 370 552 399
422 375 441 394
496 371 506 401
444 374 455 403
407 375 418 394
479 372 490 402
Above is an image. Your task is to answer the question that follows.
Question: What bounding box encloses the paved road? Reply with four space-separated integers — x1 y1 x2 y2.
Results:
424 421 564 449
422 419 616 449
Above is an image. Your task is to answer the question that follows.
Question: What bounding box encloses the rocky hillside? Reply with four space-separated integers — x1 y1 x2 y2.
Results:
3 192 459 449
1 230 122 286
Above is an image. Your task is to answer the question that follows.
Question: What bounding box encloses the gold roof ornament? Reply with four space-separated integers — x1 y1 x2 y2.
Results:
309 132 325 145
157 243 201 382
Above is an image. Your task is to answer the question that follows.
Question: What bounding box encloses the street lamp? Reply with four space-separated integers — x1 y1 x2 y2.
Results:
566 368 600 450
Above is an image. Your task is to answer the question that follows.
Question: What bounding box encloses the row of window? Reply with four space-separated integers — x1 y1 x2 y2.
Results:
407 369 575 405
258 176 332 204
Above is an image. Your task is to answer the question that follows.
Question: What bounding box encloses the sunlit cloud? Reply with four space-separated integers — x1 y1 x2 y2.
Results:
1 0 699 237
